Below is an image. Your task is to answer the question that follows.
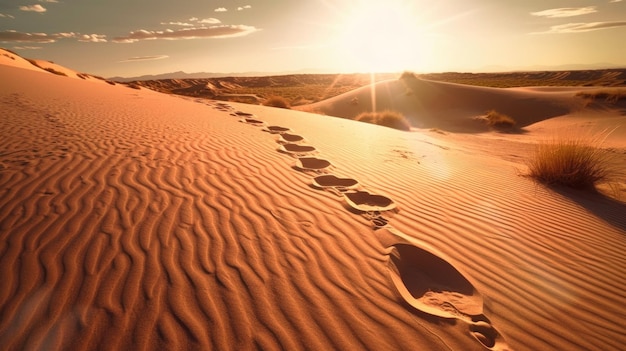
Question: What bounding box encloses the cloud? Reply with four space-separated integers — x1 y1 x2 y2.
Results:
531 7 597 18
19 4 47 12
162 17 221 27
13 46 43 50
161 21 194 27
214 7 227 12
0 13 16 19
237 5 252 11
78 34 107 43
0 30 108 43
609 0 622 2
0 30 65 43
112 25 259 43
39 0 59 2
119 55 169 63
535 21 626 34
197 18 221 24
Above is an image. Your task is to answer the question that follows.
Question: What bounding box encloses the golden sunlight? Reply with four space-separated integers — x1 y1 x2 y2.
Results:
335 2 424 73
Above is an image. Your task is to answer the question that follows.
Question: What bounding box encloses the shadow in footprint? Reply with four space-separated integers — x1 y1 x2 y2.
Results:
312 175 359 190
234 111 254 117
294 157 332 173
344 190 397 212
240 118 265 126
278 143 317 156
264 126 292 134
278 133 305 143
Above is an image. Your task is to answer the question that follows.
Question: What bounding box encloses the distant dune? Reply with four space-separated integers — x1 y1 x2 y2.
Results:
1 49 626 351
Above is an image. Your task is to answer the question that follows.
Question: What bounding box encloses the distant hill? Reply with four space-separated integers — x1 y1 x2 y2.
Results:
109 68 334 82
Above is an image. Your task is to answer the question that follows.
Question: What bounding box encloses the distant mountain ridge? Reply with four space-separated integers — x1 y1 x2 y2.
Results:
109 68 334 82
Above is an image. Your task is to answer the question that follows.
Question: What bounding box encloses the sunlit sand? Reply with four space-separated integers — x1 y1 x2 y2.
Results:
1 48 626 351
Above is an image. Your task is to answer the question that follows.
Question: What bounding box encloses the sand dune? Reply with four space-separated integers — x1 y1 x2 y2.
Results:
1 62 626 351
305 76 587 132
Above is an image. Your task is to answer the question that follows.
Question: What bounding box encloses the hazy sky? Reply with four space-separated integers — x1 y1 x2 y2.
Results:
1 0 625 77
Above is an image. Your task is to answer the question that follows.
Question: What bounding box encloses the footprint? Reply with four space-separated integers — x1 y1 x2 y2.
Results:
379 228 512 350
278 133 305 143
311 174 359 190
264 126 291 134
343 190 397 213
278 143 317 156
234 111 254 117
240 118 266 126
294 157 332 173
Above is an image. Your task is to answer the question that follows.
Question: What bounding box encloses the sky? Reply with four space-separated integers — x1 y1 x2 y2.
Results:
1 0 625 78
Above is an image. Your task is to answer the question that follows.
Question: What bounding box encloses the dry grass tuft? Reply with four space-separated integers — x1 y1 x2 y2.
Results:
526 134 615 189
576 89 626 103
263 96 291 109
484 110 516 129
355 110 411 131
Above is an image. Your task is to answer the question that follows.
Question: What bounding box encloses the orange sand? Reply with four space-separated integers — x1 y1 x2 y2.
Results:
1 55 626 350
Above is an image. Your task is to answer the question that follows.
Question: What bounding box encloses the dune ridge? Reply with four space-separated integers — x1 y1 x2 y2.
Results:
2 62 626 351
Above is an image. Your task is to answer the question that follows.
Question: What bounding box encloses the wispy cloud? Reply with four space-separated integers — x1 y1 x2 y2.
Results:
237 5 252 11
112 25 259 43
19 4 47 12
39 0 59 3
534 21 626 34
161 21 194 27
197 18 221 24
214 7 227 12
0 30 68 43
119 55 169 63
13 46 43 50
0 13 16 19
531 7 597 18
162 17 221 27
609 0 622 3
78 34 107 42
0 30 107 43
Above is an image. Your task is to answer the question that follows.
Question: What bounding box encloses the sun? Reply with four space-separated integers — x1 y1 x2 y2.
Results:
334 2 425 73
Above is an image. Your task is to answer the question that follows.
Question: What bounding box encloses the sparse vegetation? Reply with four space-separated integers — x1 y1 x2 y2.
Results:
526 135 614 189
263 95 291 109
576 89 626 103
399 71 418 80
43 67 67 76
355 110 411 131
480 110 516 130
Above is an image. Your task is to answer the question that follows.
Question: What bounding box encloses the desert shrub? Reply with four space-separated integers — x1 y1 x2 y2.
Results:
43 67 67 76
263 96 291 109
399 71 417 80
483 110 516 129
576 89 626 103
355 110 411 131
526 136 614 189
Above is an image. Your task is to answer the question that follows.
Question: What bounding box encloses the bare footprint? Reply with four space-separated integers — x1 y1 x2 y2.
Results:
379 228 512 350
312 175 359 190
278 143 317 156
264 126 291 134
343 190 397 212
294 157 332 173
240 118 265 126
278 133 305 143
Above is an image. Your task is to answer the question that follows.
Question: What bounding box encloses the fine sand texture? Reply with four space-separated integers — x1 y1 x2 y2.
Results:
2 62 626 351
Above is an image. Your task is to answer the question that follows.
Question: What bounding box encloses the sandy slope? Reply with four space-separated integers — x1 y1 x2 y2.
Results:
1 64 626 351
